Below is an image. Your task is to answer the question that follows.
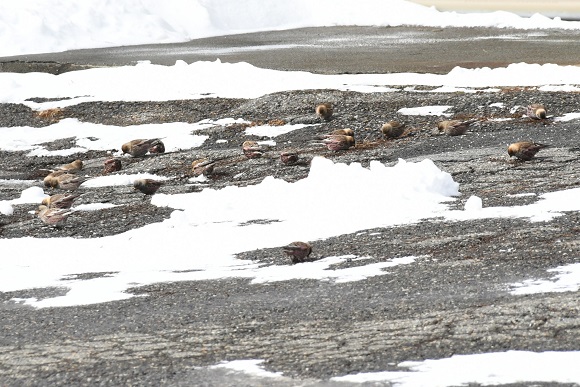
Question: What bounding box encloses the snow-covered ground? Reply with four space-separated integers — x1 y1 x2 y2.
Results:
2 0 580 57
210 353 580 386
4 61 580 111
2 1 580 385
332 351 580 385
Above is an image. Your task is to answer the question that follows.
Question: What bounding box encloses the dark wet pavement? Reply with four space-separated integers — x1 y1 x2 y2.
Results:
2 26 580 74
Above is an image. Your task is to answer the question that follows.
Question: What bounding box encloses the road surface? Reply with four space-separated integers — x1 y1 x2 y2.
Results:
1 26 580 75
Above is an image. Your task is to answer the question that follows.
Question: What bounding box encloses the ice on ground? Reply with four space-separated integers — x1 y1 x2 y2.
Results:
82 174 170 188
0 187 47 215
511 263 580 295
0 119 212 156
73 203 119 212
0 202 14 216
445 187 580 223
540 85 580 92
245 123 312 138
331 351 580 386
210 359 283 379
3 62 580 110
1 157 457 308
251 256 417 284
555 112 580 122
152 157 459 232
398 105 453 116
464 195 483 211
487 118 513 122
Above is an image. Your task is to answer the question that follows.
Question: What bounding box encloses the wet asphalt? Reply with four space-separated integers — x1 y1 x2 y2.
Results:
2 26 580 74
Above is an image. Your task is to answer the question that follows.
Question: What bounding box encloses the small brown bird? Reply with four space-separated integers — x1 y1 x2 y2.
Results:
242 140 264 159
103 158 122 174
191 158 215 177
50 173 87 190
508 141 550 161
526 104 547 119
121 138 163 157
322 135 355 151
437 119 477 136
315 128 354 141
148 140 165 154
41 193 80 209
133 178 163 195
280 151 299 166
36 107 63 121
57 159 83 172
43 170 68 187
283 241 312 264
315 103 333 121
381 121 406 138
58 174 87 190
36 205 73 226
330 128 354 137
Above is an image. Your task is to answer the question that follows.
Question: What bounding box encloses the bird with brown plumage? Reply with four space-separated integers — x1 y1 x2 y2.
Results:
242 141 265 159
280 151 300 166
43 170 68 187
41 193 80 209
283 241 312 264
36 205 73 226
315 128 354 139
148 140 165 154
321 134 355 151
45 173 87 190
508 141 550 161
191 158 216 177
315 103 333 121
526 104 547 120
437 119 477 136
121 138 163 157
57 159 83 172
330 128 354 137
103 158 122 174
381 121 406 138
133 178 164 195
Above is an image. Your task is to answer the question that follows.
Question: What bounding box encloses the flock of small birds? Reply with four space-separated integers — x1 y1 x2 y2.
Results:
34 101 551 265
282 102 551 264
36 138 166 227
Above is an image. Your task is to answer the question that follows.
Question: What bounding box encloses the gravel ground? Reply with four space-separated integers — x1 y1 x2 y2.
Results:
1 58 580 385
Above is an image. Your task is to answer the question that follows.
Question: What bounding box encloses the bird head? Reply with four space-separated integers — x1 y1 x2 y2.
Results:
537 109 547 119
507 145 515 157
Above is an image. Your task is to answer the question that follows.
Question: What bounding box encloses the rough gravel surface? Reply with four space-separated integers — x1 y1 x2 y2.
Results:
1 82 580 385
